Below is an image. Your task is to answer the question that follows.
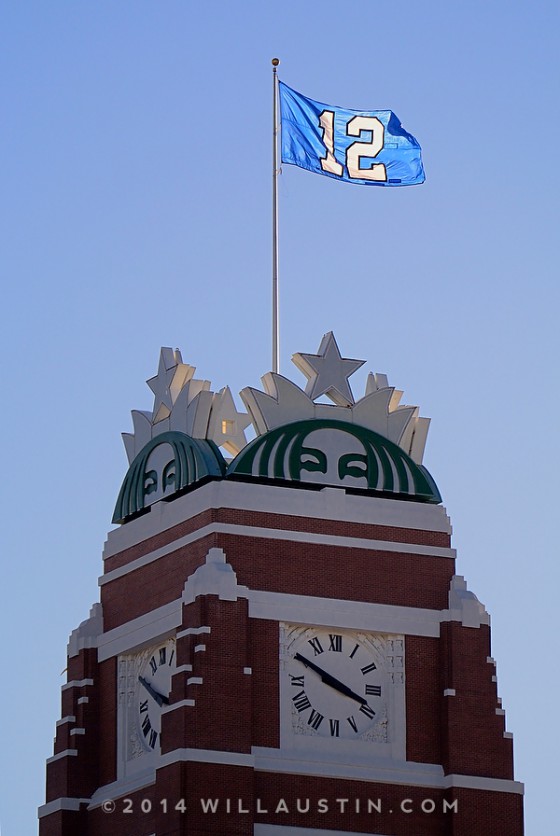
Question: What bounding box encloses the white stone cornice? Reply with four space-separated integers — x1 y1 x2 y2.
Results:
97 573 492 663
61 678 94 691
255 829 389 836
88 771 155 809
252 747 523 795
46 749 78 764
67 603 103 658
97 599 180 662
100 520 455 587
56 715 76 727
182 547 249 604
38 797 90 817
446 575 490 627
103 480 451 559
159 747 255 769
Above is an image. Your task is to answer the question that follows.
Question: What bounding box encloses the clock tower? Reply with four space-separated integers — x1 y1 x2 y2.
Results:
39 334 524 835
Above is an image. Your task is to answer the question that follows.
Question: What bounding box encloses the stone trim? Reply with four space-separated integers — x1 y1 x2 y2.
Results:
97 601 180 662
56 715 76 727
161 698 196 713
98 563 490 662
67 603 103 658
159 747 255 768
100 521 455 586
38 797 89 817
88 773 155 809
46 749 78 764
61 678 94 691
253 748 523 794
444 774 523 795
255 829 391 836
176 625 211 639
103 481 451 560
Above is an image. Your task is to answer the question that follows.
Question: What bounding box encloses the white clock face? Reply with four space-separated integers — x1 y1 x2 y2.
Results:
284 626 389 741
135 638 176 752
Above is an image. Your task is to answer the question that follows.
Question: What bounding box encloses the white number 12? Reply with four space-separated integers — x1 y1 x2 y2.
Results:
319 110 387 182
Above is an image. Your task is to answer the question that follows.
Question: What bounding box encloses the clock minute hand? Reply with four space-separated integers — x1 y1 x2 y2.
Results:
138 675 170 707
294 652 368 706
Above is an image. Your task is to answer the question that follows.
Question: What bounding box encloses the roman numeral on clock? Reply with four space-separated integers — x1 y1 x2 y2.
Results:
289 674 305 688
365 684 381 697
349 643 360 659
159 647 166 665
328 634 342 652
347 715 358 733
308 637 324 656
308 709 324 730
149 656 157 675
359 703 376 719
139 699 148 714
148 729 158 748
329 718 340 737
361 662 377 675
292 690 311 712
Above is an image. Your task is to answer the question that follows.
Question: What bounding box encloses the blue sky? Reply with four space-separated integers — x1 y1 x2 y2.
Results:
1 1 558 833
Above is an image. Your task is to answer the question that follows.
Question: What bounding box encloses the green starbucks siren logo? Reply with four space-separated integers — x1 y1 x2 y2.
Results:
227 419 441 502
112 431 225 524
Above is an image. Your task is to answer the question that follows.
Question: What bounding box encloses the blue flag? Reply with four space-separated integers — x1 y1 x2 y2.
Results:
279 82 425 187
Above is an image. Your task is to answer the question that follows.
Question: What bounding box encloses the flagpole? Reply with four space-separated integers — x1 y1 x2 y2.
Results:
271 58 280 374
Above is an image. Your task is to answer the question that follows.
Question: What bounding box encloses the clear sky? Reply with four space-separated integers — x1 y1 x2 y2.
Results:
1 1 558 833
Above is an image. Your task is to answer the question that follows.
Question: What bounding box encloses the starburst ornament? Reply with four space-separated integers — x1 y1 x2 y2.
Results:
207 387 252 457
147 348 195 423
292 331 365 406
121 348 250 463
120 336 431 468
241 332 431 464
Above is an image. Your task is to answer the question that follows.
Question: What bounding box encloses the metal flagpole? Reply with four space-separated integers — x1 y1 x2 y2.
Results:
271 58 280 374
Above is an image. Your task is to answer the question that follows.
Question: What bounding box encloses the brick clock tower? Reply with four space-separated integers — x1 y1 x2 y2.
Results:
39 333 524 835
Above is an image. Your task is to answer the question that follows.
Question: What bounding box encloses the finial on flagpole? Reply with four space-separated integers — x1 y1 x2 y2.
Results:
272 57 280 67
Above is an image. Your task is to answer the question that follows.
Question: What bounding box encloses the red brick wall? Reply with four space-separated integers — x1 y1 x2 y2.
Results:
104 509 215 572
406 635 442 764
219 533 454 609
250 618 280 749
80 764 520 835
102 532 455 632
101 535 217 630
103 504 450 573
448 786 524 835
164 596 253 754
98 658 117 787
439 623 513 779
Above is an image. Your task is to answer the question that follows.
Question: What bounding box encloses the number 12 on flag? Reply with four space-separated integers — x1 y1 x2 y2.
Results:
279 82 425 187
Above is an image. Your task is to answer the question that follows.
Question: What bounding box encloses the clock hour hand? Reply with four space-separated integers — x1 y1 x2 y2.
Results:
294 652 368 707
138 675 170 707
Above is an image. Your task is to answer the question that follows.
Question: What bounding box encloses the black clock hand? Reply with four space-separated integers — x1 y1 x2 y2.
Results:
138 675 170 707
294 652 369 707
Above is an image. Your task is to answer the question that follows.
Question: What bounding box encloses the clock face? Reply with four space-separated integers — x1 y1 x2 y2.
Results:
283 626 390 741
135 638 176 752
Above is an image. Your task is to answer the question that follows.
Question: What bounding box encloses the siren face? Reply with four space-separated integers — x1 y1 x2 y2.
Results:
229 418 441 503
143 442 176 506
300 428 369 488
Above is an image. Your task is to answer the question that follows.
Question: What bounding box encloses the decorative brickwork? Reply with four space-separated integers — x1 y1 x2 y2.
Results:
40 480 523 835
